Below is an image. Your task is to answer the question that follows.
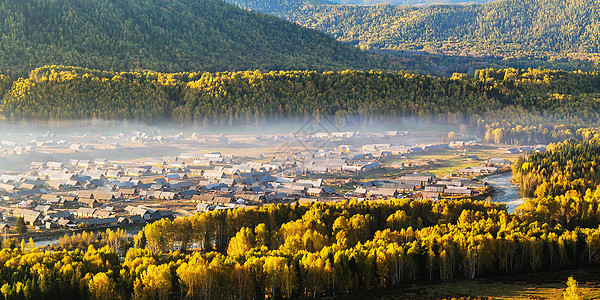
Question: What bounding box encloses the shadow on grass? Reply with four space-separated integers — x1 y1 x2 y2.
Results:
333 267 600 300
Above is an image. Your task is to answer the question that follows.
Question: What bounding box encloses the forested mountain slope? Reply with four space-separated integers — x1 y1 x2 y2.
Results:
0 0 377 76
229 0 600 61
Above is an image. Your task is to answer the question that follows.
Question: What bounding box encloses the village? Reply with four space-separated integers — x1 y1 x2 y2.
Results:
0 125 545 238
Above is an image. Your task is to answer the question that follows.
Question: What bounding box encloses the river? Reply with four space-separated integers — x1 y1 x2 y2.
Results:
33 224 145 247
485 172 524 213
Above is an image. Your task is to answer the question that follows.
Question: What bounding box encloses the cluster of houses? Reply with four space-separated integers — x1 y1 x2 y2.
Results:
506 145 547 154
353 174 489 200
1 137 102 157
0 143 462 231
0 127 528 235
10 195 175 230
267 141 474 177
454 157 513 177
0 129 194 160
0 150 342 230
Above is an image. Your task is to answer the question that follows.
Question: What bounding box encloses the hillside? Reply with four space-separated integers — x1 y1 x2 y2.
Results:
0 0 377 76
230 0 600 62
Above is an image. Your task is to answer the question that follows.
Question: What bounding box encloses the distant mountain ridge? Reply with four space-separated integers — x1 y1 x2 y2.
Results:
228 0 493 10
228 0 600 61
0 0 378 76
313 0 492 5
329 0 492 5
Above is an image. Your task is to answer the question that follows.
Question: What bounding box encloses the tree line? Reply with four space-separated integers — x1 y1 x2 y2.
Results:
4 66 600 145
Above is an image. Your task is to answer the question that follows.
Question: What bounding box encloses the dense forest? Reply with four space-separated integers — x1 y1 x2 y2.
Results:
0 0 380 77
377 50 600 76
2 66 600 145
230 0 600 64
514 137 600 198
513 137 600 234
1 195 600 299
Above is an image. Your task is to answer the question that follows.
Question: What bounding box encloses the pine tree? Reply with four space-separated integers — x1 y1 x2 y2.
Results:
16 217 27 236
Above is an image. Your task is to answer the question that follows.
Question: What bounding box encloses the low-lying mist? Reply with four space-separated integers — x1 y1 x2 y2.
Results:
0 117 466 138
0 117 468 172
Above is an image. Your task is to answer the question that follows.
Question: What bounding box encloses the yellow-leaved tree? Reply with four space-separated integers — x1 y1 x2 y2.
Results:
88 272 115 300
563 276 583 300
135 264 172 300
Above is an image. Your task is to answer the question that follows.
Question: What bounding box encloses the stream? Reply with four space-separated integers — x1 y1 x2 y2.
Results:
485 172 524 213
33 224 145 247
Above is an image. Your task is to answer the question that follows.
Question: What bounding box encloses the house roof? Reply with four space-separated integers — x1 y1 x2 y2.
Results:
120 188 136 195
34 205 51 212
369 188 398 197
77 190 94 199
213 196 234 204
322 187 337 194
41 194 62 202
179 190 198 197
78 198 98 205
193 194 215 203
94 192 115 201
57 219 72 226
196 203 210 211
76 207 96 215
93 209 112 218
307 187 323 194
14 208 41 224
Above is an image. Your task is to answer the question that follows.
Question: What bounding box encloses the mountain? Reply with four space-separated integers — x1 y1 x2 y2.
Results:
229 0 600 62
0 0 378 76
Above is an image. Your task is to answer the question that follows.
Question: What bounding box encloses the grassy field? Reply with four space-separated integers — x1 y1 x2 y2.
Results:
389 145 523 178
338 268 600 299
